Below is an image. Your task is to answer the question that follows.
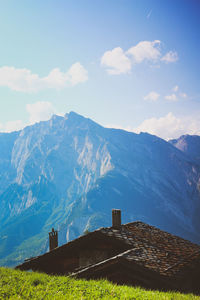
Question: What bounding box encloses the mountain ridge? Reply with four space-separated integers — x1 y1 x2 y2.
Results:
0 112 200 266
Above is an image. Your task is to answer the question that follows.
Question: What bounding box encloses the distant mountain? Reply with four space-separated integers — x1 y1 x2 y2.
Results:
169 135 200 165
0 112 200 266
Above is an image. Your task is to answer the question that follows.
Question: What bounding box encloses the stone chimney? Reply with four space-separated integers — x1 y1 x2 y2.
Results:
112 209 121 229
49 228 58 251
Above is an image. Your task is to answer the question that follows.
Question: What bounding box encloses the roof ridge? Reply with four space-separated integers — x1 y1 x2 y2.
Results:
123 222 200 248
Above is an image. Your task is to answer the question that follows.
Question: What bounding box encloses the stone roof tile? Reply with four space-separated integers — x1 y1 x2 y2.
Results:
99 221 200 277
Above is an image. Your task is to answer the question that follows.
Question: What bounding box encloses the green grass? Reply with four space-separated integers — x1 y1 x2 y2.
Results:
0 267 199 300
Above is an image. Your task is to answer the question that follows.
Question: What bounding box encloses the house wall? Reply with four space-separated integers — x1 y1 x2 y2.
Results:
79 249 108 268
17 233 130 275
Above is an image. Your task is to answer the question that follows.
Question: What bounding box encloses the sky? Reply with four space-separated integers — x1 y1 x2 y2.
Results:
0 0 199 139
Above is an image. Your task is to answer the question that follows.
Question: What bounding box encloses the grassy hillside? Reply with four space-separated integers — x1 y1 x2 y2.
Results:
0 267 199 299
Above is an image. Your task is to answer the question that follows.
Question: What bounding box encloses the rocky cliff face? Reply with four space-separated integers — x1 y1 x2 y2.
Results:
0 112 200 266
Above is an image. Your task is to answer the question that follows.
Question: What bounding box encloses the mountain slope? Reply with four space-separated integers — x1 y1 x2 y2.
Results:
0 112 200 266
169 135 200 165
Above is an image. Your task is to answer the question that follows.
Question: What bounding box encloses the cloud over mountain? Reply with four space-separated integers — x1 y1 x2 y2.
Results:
26 101 57 124
134 112 200 140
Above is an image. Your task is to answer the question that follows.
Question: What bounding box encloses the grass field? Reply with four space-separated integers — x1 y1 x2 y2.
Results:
0 267 199 299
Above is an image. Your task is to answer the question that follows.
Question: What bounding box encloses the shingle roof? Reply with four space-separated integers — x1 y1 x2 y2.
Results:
95 222 200 277
17 220 200 279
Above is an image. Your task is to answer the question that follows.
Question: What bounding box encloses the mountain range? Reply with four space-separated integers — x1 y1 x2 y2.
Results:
0 111 200 267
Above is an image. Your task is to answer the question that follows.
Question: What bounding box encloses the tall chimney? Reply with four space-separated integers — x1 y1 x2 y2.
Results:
112 209 121 229
49 228 58 251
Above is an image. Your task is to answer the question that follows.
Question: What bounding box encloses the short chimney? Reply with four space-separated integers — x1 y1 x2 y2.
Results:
112 209 121 229
49 228 58 251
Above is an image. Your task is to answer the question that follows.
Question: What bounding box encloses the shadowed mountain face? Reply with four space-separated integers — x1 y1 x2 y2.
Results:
169 135 200 165
0 112 200 266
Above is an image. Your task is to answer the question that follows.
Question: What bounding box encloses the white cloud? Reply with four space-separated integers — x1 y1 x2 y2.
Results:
43 68 67 89
133 113 182 139
172 85 179 92
165 93 178 101
144 86 187 103
26 101 56 124
101 47 132 75
106 113 200 140
144 91 160 102
101 41 178 75
67 62 89 85
133 113 200 140
164 86 187 101
0 63 88 92
0 101 63 133
4 120 24 132
161 51 178 63
127 40 161 63
0 67 40 92
0 120 25 133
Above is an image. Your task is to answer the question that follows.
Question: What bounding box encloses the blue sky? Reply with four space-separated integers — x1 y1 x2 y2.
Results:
0 0 199 139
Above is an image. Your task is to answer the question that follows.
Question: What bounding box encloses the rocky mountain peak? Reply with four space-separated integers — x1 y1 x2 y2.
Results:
0 112 200 267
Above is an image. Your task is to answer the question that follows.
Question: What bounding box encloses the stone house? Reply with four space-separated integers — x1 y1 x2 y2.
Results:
16 210 200 295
